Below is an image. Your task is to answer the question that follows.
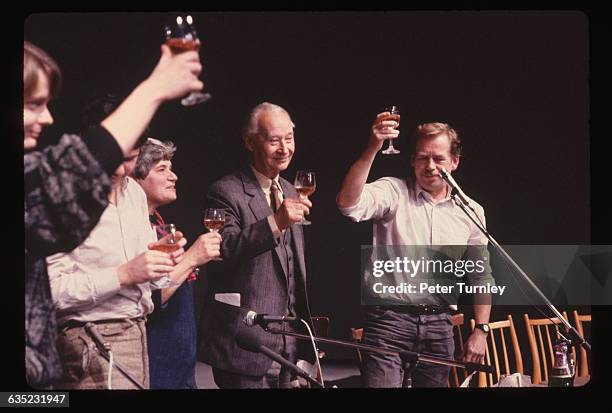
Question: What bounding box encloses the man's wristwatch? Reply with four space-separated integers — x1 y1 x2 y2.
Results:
474 323 490 334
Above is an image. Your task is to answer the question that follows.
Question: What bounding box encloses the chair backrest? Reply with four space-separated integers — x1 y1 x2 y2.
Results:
572 310 591 377
449 313 466 387
471 315 524 387
523 312 572 385
311 316 330 338
350 327 364 365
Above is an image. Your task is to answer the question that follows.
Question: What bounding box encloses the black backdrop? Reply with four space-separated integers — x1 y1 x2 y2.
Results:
24 12 591 360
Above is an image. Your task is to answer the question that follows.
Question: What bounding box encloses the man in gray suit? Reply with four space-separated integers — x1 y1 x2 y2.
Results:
199 102 314 389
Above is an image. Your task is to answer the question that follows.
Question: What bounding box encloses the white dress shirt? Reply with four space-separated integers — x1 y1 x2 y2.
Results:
339 177 494 306
47 177 156 326
339 177 489 246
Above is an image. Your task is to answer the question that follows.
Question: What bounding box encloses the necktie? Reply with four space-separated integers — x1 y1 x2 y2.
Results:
270 181 282 212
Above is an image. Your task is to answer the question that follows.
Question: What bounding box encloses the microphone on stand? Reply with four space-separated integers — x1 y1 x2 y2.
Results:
235 327 322 388
243 310 297 327
437 167 471 206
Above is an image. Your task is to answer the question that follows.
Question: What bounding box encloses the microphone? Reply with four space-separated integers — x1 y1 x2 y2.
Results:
437 167 471 206
244 310 297 327
235 327 322 388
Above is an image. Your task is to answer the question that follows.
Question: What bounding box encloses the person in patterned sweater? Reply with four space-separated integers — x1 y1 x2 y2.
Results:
24 40 204 388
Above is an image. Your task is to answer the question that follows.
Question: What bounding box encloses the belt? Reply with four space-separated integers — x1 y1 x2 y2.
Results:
376 305 451 315
61 316 146 331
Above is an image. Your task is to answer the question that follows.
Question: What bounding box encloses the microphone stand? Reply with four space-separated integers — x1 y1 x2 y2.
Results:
446 187 591 353
84 323 146 389
253 342 323 388
265 327 492 375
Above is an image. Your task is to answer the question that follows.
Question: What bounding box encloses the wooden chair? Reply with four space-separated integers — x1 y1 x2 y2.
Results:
449 313 467 387
573 310 591 377
471 315 524 387
523 312 573 385
350 327 364 366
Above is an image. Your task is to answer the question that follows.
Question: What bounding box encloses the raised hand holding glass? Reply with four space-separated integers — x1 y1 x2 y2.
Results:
381 105 400 155
203 208 225 261
164 15 212 106
294 170 316 225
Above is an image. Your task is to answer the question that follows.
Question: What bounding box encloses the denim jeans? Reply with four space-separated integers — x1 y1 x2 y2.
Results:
362 308 454 388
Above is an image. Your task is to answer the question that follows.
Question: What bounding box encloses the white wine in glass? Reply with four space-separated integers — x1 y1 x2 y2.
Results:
150 223 181 288
164 15 212 106
294 170 316 226
203 208 225 260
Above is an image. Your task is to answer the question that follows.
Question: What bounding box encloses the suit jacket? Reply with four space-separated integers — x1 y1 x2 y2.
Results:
198 167 313 376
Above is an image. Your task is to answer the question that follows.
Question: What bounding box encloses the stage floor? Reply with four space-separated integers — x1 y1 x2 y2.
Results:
195 359 362 389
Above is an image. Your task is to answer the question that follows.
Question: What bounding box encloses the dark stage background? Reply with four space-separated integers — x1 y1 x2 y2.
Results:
25 12 590 360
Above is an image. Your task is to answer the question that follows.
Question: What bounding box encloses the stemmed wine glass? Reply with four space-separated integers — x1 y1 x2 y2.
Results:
203 208 225 261
150 223 181 288
164 15 212 106
294 170 316 225
381 105 401 155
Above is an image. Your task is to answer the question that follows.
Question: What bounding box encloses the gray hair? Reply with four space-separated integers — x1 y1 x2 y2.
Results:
132 138 177 179
242 102 294 139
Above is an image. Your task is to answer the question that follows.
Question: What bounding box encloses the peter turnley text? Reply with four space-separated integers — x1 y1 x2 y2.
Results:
372 282 506 296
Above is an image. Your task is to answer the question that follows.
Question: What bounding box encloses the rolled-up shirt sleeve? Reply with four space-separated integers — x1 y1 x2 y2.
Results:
338 177 401 222
47 253 121 312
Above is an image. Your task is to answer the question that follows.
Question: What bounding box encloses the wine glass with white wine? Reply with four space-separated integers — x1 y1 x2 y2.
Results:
150 223 181 288
164 14 212 106
381 105 400 155
203 208 225 260
294 170 316 225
